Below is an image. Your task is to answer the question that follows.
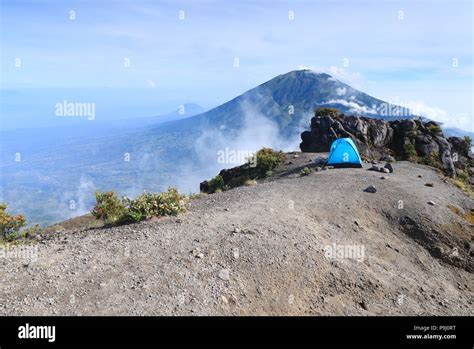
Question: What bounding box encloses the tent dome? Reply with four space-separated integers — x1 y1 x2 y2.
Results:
327 138 363 168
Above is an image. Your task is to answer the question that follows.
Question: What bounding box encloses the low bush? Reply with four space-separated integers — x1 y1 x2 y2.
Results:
420 152 442 170
92 188 188 225
255 148 286 176
0 203 40 242
315 107 340 118
91 191 127 225
427 124 442 136
207 175 225 193
125 188 188 222
403 143 418 161
300 167 312 176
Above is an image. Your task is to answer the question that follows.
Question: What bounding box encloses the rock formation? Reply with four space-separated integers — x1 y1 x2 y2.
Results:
300 109 473 179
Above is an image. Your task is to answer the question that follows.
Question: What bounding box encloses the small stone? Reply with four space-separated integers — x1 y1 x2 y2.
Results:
418 175 422 178
380 176 386 180
293 154 300 158
428 201 437 206
218 269 230 281
364 185 377 193
384 163 394 173
425 183 434 187
224 208 229 211
232 248 240 259
380 168 390 173
221 295 229 304
359 301 368 310
233 227 242 234
368 165 380 172
196 253 204 259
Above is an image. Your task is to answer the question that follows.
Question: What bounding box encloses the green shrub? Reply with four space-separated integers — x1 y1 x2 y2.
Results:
92 188 189 225
462 136 472 154
300 167 312 176
457 170 469 182
0 203 40 242
91 191 127 225
428 124 442 136
207 175 225 193
125 187 188 222
0 203 26 240
255 148 286 176
464 136 472 147
315 107 340 118
420 152 442 169
403 143 418 161
264 170 273 178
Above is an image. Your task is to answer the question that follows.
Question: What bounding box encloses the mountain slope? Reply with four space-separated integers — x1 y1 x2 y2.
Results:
2 158 472 315
155 70 409 137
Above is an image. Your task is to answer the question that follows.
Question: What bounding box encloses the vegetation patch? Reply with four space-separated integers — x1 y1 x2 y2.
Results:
92 187 189 225
0 203 41 243
206 175 225 194
403 143 418 161
315 107 340 118
300 167 312 176
255 148 286 177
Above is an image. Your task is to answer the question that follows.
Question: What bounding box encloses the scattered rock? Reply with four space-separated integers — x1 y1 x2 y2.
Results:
384 163 394 173
218 269 230 281
368 165 380 172
381 154 396 162
425 183 434 187
428 201 437 206
364 185 377 193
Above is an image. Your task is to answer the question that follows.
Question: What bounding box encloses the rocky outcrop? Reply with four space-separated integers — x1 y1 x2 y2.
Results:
300 110 473 178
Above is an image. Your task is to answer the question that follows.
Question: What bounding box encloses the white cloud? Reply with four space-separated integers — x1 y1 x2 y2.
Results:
323 98 379 115
399 100 473 132
336 87 347 96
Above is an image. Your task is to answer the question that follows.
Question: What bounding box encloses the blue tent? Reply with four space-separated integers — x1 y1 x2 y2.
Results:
327 138 363 168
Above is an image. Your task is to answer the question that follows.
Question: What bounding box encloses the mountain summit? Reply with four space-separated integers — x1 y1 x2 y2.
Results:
162 70 410 138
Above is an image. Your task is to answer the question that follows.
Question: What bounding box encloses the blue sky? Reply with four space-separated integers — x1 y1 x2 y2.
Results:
1 0 473 130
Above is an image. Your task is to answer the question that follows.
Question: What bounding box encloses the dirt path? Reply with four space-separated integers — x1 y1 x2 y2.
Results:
1 158 472 315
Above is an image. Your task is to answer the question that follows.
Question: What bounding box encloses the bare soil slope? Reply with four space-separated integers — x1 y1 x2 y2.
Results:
1 154 472 315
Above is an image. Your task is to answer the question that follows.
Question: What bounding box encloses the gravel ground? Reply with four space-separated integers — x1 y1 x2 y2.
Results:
0 155 472 315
